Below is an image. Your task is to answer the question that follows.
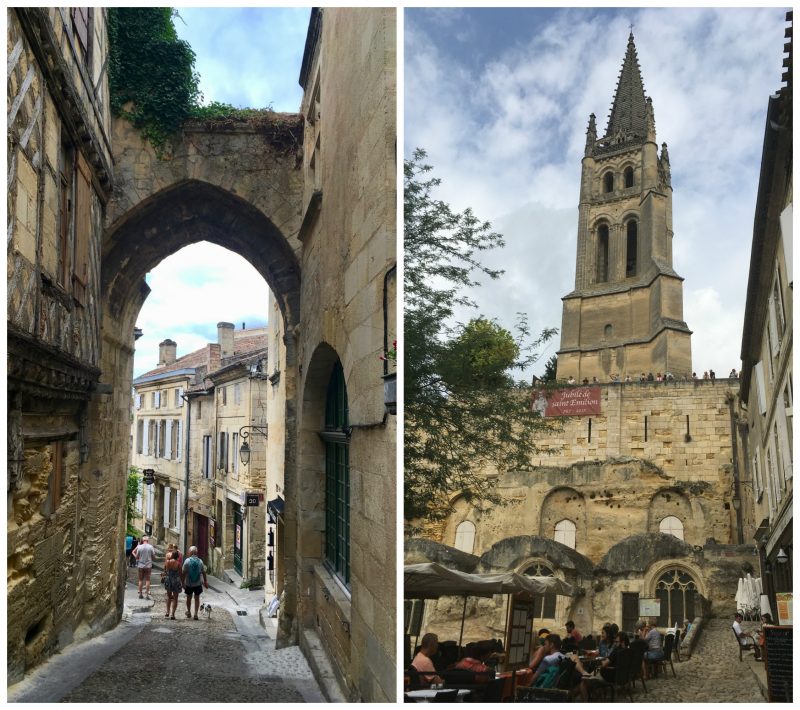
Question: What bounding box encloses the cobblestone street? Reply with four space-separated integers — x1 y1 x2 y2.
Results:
8 566 326 703
628 619 767 703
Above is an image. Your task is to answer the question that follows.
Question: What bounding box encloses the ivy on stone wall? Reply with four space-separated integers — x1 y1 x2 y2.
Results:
107 8 279 155
107 8 201 152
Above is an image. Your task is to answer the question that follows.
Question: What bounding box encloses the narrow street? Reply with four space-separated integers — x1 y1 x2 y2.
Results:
629 618 767 703
8 564 327 703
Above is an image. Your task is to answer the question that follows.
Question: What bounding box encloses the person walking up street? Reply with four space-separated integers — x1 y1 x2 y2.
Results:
133 535 155 599
163 550 183 619
181 546 209 620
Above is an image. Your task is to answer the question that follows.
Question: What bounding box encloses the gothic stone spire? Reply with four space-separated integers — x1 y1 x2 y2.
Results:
604 32 649 143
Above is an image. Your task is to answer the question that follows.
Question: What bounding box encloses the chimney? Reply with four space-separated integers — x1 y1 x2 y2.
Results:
217 322 235 358
158 339 177 366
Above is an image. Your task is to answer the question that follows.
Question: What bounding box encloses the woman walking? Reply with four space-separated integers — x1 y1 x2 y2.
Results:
163 550 183 619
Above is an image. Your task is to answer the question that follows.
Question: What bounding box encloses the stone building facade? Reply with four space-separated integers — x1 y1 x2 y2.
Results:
7 8 117 682
409 32 755 650
130 323 269 585
8 8 396 699
737 11 793 618
287 9 397 701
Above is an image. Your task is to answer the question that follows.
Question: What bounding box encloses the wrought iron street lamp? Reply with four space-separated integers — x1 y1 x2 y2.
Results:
238 425 267 466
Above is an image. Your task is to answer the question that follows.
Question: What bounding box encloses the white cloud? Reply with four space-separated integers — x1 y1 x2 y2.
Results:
133 243 271 377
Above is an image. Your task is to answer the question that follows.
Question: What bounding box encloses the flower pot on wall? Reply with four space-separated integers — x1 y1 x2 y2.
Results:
382 372 396 415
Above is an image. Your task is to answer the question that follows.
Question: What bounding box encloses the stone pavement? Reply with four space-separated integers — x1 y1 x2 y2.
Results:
8 563 326 703
626 618 767 703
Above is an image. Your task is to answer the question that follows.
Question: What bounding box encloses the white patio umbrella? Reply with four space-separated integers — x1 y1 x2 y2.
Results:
735 577 746 611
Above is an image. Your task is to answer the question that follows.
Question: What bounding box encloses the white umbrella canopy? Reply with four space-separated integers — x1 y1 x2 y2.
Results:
479 571 576 597
404 562 505 599
404 563 577 599
735 577 746 610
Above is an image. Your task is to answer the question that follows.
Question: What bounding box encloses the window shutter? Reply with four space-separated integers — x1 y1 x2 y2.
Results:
176 420 182 462
780 204 792 286
176 489 182 533
147 484 154 518
165 420 173 459
755 362 767 414
136 394 141 410
72 152 92 304
164 486 171 529
178 388 184 407
225 433 229 472
142 419 149 455
768 297 780 357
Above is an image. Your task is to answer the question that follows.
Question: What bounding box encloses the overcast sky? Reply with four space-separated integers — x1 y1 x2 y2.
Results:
405 7 789 380
133 7 309 377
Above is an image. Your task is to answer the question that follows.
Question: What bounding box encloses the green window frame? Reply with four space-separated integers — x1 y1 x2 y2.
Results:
323 362 349 587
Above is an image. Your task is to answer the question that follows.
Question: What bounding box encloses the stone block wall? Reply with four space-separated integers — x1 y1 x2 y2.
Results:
293 8 396 703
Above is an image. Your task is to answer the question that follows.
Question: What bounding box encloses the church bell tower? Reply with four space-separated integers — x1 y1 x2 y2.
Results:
556 33 692 381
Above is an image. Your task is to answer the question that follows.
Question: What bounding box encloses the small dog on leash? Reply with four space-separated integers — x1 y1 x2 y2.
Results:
199 603 212 619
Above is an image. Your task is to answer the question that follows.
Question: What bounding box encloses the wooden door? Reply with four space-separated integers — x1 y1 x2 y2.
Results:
622 592 640 633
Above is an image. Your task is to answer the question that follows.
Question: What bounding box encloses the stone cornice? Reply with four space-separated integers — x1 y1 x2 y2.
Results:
8 325 101 400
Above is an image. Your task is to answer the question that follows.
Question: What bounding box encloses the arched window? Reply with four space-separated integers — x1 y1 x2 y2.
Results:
323 361 349 586
604 324 613 339
655 568 697 627
454 521 476 554
603 171 614 193
554 519 576 549
523 562 557 619
659 515 684 540
596 224 609 283
625 220 638 277
624 166 634 188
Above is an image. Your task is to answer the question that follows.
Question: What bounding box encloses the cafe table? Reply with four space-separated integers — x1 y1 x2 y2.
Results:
405 688 472 702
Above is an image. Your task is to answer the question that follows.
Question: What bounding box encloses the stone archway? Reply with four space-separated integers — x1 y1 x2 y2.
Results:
92 118 306 644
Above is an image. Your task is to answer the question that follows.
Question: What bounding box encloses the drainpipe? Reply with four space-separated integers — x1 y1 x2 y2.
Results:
181 392 191 553
727 395 744 544
383 262 397 378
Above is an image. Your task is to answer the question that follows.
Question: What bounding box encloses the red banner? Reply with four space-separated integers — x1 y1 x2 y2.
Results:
532 386 601 417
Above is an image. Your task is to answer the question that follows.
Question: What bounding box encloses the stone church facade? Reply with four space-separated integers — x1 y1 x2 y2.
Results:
409 33 755 647
7 8 396 701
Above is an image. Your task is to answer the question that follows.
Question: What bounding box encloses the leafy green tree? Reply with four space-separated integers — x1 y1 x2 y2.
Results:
126 467 141 535
541 354 558 382
404 149 558 526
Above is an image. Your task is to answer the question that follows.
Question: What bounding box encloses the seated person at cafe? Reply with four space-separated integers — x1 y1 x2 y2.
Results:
565 620 583 644
528 628 551 672
733 612 761 660
637 621 663 677
411 632 443 687
453 642 493 683
597 626 615 657
534 634 590 702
